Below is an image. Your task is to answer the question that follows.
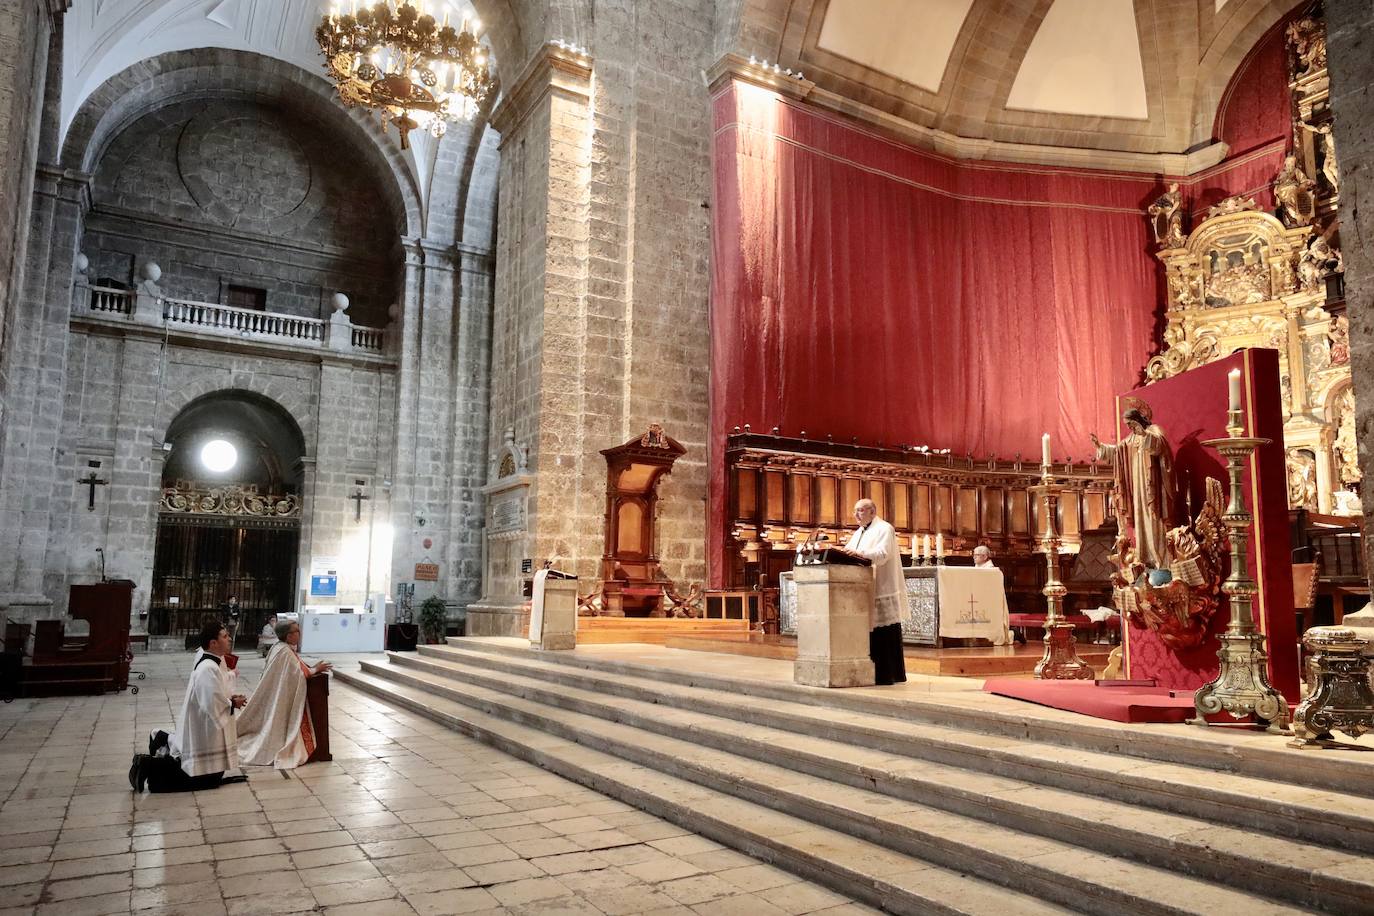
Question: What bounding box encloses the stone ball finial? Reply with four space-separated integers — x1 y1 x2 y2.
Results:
75 252 89 275
330 292 350 314
140 261 161 283
387 302 400 322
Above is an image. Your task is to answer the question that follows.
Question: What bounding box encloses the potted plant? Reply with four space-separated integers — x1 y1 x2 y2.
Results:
418 596 449 644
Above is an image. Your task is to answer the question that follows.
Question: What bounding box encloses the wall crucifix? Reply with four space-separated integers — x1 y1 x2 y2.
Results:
350 486 370 522
78 464 108 511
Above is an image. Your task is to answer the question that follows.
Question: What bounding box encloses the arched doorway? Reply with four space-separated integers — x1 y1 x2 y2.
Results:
149 392 306 646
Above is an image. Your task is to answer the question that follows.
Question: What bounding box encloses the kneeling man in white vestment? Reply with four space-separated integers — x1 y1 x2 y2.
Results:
133 620 246 792
845 499 908 685
236 619 332 769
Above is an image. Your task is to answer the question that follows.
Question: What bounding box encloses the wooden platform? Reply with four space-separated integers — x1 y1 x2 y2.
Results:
575 616 752 645
663 631 1114 678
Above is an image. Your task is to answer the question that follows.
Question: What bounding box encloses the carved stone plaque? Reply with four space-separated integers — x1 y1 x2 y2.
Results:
490 492 525 533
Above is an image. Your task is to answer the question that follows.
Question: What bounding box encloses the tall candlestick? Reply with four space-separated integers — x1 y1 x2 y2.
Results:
1041 432 1051 467
1228 369 1242 413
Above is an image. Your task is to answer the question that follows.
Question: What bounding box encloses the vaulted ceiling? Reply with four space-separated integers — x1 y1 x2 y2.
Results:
727 0 1303 164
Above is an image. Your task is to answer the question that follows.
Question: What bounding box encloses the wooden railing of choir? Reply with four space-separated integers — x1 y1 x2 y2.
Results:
725 434 1115 609
306 674 333 763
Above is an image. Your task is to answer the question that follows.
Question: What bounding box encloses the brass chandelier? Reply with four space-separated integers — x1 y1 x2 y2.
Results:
317 1 494 148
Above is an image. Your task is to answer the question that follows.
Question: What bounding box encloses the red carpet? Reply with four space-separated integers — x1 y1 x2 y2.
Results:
983 678 1199 723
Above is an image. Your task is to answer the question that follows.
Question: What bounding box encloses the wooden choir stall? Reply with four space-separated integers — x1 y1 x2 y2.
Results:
726 433 1116 643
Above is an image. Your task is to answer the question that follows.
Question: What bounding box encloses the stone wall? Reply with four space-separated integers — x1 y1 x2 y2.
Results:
82 98 401 326
53 324 400 617
1326 0 1374 584
0 0 58 441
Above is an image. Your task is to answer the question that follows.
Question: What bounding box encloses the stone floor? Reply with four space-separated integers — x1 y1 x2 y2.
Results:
0 651 878 916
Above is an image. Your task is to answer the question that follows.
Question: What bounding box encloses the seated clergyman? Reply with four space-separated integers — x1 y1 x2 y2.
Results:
972 545 997 569
235 620 332 769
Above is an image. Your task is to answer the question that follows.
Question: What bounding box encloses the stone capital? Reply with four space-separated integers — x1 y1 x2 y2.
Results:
490 42 594 140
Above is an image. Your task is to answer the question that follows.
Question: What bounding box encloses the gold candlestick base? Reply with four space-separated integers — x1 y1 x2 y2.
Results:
1031 473 1094 680
1190 431 1290 730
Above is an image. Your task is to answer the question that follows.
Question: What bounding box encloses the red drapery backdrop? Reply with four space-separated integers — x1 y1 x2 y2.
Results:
709 81 1164 584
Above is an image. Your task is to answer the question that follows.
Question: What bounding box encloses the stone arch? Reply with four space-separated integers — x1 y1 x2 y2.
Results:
1192 0 1306 147
60 49 423 239
157 383 315 459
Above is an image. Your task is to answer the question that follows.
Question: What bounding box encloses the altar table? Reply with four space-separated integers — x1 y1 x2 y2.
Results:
904 567 1010 646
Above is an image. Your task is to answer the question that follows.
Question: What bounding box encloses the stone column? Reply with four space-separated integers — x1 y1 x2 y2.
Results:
481 43 596 618
1326 0 1374 587
0 165 86 624
445 247 494 607
388 247 424 595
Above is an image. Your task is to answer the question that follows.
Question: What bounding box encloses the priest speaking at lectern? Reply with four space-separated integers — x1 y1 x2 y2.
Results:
843 499 908 686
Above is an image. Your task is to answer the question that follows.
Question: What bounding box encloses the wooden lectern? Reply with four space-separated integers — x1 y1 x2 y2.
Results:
792 558 876 688
305 674 332 762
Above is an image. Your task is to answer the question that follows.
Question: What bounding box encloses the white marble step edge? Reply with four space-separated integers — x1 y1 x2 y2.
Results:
380 651 1371 914
334 667 1075 916
417 643 1374 852
432 639 1369 794
345 660 1319 916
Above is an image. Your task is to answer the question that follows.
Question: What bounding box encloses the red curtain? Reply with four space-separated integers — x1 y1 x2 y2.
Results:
709 82 1164 583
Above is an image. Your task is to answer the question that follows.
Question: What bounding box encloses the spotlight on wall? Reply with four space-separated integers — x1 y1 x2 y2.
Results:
200 439 237 474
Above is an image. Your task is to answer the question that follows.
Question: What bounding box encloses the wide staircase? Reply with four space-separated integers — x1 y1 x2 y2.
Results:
336 640 1374 916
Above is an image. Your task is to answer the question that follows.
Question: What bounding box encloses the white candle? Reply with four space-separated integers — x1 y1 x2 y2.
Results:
1228 368 1242 412
936 533 943 557
1041 432 1051 467
922 534 930 558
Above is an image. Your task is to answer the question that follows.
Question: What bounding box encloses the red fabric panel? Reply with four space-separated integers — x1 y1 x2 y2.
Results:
709 81 1161 584
1119 349 1299 702
1214 18 1292 158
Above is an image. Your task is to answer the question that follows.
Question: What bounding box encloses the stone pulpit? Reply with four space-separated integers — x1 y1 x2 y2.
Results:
793 558 876 688
599 425 686 616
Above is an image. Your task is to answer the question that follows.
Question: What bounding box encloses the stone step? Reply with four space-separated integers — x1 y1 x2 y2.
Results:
438 638 1372 794
343 660 1321 916
334 667 1076 916
381 650 1372 913
418 642 1374 855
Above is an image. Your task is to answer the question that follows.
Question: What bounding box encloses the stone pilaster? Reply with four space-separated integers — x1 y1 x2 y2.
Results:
484 43 596 603
1326 0 1374 587
0 165 87 620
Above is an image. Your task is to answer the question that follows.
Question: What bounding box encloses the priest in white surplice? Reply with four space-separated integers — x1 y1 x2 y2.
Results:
167 620 245 785
844 499 908 685
236 620 332 769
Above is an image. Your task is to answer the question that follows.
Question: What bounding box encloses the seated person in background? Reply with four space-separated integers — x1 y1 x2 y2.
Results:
258 615 279 657
972 545 998 570
133 621 246 792
236 620 332 769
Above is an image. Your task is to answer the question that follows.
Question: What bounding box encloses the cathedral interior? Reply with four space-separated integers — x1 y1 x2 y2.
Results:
2 1 1374 914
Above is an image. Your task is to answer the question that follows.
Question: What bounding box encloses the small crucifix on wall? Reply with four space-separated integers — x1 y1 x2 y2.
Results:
78 461 108 511
350 482 370 522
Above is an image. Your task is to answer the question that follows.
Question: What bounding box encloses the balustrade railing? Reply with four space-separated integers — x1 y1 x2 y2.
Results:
78 285 388 357
351 325 384 352
163 297 326 342
88 285 134 315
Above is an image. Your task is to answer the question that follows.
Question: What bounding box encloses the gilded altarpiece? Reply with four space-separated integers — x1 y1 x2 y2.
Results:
1147 204 1353 515
1146 11 1355 517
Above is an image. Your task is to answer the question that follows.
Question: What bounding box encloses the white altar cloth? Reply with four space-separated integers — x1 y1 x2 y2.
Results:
936 567 1010 645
